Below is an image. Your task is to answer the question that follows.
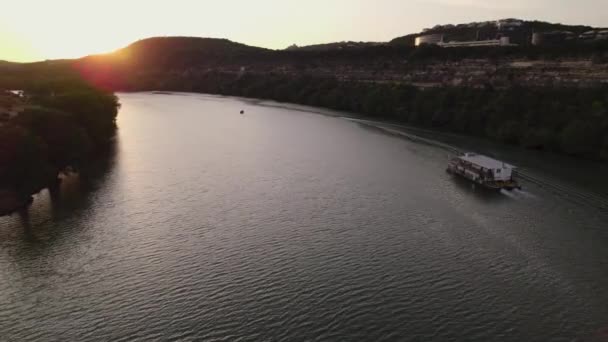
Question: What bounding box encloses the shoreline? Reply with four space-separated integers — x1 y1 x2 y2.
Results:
0 174 62 217
0 192 33 216
130 90 607 163
0 86 120 217
127 91 608 202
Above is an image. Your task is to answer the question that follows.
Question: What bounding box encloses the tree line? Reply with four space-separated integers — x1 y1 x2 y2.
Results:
0 81 120 215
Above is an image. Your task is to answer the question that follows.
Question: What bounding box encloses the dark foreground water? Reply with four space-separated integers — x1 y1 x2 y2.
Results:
1 93 608 342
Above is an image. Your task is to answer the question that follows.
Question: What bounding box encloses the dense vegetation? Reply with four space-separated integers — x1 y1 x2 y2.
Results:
0 82 119 215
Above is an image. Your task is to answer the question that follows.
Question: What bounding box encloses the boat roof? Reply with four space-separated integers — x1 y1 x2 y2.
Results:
458 153 515 169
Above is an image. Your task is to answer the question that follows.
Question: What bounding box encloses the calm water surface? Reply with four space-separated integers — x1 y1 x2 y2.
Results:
1 93 608 341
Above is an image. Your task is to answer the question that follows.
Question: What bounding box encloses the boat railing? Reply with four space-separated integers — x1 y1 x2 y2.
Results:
454 160 496 182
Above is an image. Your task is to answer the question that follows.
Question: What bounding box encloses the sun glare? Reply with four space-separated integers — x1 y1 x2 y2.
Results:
1 0 606 62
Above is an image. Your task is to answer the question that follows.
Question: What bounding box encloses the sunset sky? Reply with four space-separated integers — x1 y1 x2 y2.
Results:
1 0 606 62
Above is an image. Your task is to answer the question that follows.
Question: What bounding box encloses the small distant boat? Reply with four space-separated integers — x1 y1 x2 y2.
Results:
240 110 245 114
447 152 521 191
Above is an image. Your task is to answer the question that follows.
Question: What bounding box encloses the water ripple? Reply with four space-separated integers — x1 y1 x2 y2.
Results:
1 93 608 342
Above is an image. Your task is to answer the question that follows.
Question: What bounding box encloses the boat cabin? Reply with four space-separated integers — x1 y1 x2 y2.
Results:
456 153 514 182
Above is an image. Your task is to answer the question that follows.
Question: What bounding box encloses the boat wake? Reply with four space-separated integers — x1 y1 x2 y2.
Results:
515 170 608 210
345 117 608 210
499 189 519 199
512 189 538 199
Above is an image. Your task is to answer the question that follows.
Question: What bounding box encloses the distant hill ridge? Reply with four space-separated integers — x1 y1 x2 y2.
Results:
110 37 269 67
285 41 383 51
123 37 267 54
1 18 605 65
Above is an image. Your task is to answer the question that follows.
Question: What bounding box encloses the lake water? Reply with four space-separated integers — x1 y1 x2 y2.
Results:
1 92 608 341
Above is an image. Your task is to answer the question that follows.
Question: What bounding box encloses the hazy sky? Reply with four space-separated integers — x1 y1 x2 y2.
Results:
1 0 606 62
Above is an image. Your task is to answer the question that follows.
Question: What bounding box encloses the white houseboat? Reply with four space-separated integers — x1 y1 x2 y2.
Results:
447 153 521 191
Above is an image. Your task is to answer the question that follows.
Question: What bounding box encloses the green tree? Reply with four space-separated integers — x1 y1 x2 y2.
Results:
497 121 523 145
36 89 119 146
591 100 607 118
12 108 91 170
560 120 599 156
0 126 52 197
522 128 554 150
601 136 608 160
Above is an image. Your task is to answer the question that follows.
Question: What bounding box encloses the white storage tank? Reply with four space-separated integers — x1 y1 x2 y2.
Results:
415 34 444 46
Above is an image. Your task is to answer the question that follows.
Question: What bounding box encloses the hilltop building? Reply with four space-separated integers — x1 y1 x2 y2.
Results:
497 19 524 31
414 19 603 48
579 30 608 41
415 34 516 48
439 37 515 48
414 34 444 46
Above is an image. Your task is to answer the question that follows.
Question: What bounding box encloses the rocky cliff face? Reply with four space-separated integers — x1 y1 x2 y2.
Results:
156 57 608 90
381 59 608 88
